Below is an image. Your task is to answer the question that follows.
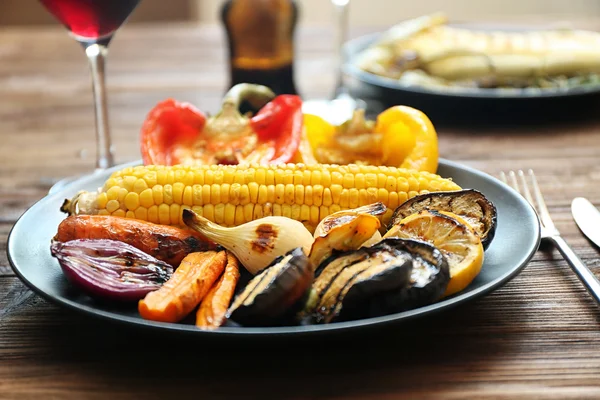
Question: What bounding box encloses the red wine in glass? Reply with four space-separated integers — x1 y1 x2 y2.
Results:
40 0 140 43
39 0 141 173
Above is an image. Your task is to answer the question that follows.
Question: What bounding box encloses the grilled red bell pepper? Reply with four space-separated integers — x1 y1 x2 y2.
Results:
140 84 303 166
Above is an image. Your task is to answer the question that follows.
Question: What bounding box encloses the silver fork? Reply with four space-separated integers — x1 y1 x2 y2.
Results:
500 169 600 304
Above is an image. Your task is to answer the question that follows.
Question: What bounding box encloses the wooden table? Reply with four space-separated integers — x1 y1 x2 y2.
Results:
2 23 600 399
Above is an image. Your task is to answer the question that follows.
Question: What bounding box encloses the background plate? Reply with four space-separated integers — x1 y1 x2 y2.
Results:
344 31 600 124
8 159 540 337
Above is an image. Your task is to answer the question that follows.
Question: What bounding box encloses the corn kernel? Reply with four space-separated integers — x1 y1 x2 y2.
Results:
310 206 319 225
158 204 171 225
124 192 140 211
366 187 379 203
224 204 236 226
349 188 359 209
147 205 159 223
234 205 245 225
98 209 110 216
282 204 292 219
126 211 135 219
191 206 203 217
221 183 231 204
265 169 275 186
398 191 408 205
266 185 275 203
294 185 304 205
291 204 301 221
106 186 120 201
156 169 168 186
244 203 254 221
214 203 225 225
339 189 349 208
284 184 295 204
112 209 126 218
211 184 221 204
106 200 120 213
193 170 204 185
313 185 323 207
377 188 389 204
300 204 310 222
123 176 137 192
229 183 241 205
407 177 419 192
173 182 185 204
355 173 365 189
205 169 214 185
135 207 148 221
202 184 211 205
117 188 128 203
258 185 268 204
203 204 215 222
253 203 265 219
163 184 174 205
255 168 266 185
239 184 250 205
133 179 148 194
145 186 159 207
97 192 108 210
388 192 399 211
274 184 285 204
183 186 193 206
304 186 313 206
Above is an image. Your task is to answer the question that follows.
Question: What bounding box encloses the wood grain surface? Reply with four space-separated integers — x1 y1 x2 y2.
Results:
1 23 600 399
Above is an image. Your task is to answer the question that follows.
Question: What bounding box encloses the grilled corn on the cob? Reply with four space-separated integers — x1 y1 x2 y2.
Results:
62 163 461 231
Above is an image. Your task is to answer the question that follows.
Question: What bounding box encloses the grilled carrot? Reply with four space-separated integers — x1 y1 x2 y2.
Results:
55 215 214 267
196 252 241 330
138 251 227 323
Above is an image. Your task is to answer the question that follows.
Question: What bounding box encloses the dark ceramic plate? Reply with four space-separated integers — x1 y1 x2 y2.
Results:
8 159 540 337
343 32 600 123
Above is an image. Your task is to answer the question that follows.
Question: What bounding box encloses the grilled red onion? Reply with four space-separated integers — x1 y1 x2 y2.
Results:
51 239 173 302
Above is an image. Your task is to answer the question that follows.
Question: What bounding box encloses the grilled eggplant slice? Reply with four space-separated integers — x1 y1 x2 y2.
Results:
372 239 449 312
227 247 313 326
388 189 497 249
309 239 415 323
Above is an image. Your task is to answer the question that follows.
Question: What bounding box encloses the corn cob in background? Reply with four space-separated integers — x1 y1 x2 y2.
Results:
62 164 461 232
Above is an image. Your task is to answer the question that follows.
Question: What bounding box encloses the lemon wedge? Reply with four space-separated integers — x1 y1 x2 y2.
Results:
384 210 484 296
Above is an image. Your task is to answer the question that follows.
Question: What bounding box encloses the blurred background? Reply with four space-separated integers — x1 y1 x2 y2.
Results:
1 0 599 26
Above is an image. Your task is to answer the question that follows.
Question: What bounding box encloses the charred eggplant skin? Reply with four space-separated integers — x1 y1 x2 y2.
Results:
227 247 314 326
308 238 417 323
388 189 497 249
373 238 450 312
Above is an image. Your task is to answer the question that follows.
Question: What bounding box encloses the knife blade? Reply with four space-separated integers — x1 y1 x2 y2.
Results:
571 197 600 248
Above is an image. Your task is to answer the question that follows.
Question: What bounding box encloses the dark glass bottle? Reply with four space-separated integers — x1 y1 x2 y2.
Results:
221 0 299 96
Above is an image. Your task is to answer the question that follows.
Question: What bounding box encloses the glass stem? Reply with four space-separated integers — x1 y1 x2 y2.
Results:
84 43 114 170
332 1 349 98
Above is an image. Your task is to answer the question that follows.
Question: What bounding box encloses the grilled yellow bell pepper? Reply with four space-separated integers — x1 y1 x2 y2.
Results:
297 106 438 173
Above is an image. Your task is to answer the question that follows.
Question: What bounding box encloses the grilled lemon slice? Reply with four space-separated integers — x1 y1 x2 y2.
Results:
384 209 484 296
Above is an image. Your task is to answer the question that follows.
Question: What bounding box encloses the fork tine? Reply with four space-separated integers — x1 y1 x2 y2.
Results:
508 171 520 194
528 169 553 226
517 170 535 206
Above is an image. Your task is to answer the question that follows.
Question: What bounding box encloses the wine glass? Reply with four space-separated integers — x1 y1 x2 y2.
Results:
39 0 141 176
302 0 366 125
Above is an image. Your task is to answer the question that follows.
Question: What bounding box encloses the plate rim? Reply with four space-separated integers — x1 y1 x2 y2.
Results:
7 159 541 337
344 31 600 100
